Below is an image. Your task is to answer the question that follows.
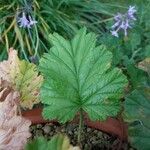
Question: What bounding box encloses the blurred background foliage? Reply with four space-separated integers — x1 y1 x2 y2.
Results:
0 0 116 61
1 0 149 61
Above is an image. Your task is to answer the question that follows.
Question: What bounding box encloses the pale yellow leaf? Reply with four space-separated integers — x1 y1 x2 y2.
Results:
138 57 150 74
0 48 43 109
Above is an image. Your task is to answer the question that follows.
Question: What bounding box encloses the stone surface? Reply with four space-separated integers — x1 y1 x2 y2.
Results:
43 125 51 134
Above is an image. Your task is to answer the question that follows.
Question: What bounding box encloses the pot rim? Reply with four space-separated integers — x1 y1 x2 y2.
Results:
22 107 128 141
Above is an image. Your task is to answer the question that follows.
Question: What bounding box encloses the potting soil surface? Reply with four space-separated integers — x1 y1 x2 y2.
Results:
29 123 135 150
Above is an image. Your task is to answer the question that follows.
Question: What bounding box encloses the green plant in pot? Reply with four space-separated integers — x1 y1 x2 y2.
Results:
39 28 128 146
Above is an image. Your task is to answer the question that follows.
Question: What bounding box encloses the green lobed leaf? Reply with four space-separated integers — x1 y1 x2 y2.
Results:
123 57 147 89
124 90 150 150
39 28 128 123
25 134 80 150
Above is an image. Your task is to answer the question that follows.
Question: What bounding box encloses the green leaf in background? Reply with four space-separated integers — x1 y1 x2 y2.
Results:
100 33 123 66
144 45 150 57
123 56 147 89
124 90 150 150
39 28 128 123
129 32 141 51
25 134 80 150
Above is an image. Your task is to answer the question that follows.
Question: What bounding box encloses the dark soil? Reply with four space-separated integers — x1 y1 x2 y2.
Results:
29 122 134 150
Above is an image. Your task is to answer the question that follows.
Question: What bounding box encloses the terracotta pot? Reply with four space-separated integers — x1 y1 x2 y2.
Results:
22 108 128 140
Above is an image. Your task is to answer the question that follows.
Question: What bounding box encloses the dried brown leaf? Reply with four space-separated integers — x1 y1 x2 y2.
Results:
0 89 31 150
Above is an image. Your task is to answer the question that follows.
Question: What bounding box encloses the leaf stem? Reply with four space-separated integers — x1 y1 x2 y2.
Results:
77 108 84 146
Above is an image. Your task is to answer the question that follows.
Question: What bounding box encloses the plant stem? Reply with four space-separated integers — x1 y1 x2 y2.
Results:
77 109 84 145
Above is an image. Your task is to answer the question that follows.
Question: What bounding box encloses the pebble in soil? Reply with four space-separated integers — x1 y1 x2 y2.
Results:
29 123 134 150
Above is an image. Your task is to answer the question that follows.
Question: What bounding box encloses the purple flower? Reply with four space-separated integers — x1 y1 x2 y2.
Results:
111 30 119 37
127 6 137 20
18 12 37 28
28 16 37 28
111 6 137 37
18 12 29 28
114 13 122 21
